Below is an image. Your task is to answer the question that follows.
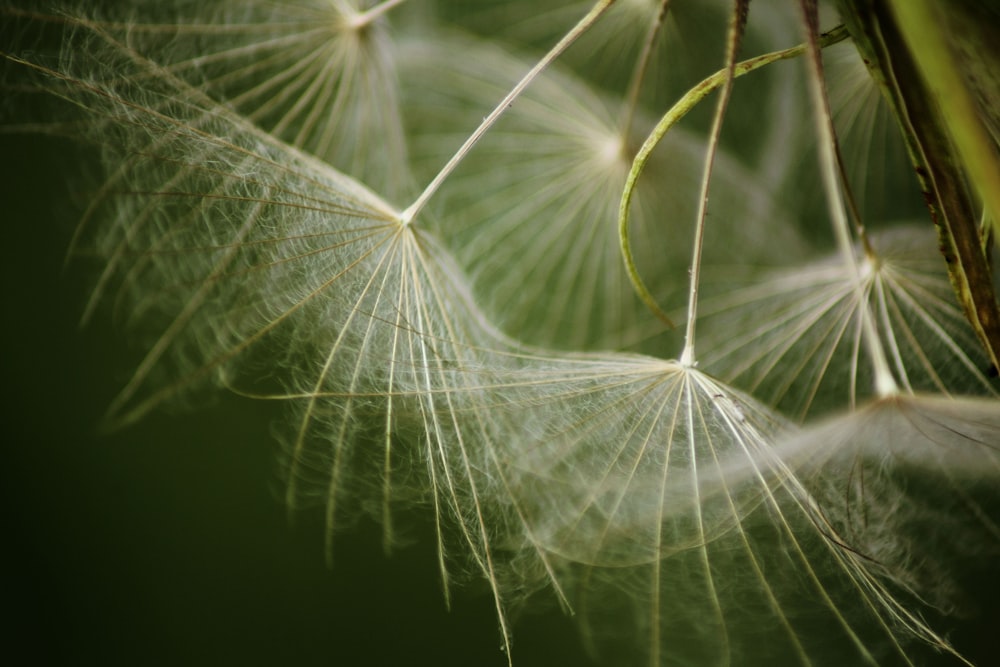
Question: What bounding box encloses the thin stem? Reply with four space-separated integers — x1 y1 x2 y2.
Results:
797 0 898 397
679 0 747 368
620 0 672 143
619 24 849 334
346 0 407 30
832 129 877 260
399 0 617 227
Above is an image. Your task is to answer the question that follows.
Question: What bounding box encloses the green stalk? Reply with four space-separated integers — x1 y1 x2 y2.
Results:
619 25 849 333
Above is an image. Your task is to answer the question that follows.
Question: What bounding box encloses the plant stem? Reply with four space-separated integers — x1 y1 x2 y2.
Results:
679 0 747 368
399 0 617 227
620 0 672 145
346 0 408 30
619 24 849 336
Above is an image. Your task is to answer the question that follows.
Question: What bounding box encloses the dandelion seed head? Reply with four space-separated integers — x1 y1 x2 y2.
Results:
857 252 874 280
593 130 626 169
699 224 998 419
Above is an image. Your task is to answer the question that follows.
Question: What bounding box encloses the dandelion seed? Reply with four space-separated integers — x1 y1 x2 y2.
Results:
1 5 624 662
5 0 518 608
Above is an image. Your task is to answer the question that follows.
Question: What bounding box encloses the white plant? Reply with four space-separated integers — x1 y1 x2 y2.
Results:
3 0 999 665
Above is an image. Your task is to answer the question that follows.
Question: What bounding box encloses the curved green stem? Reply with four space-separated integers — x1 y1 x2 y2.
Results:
619 24 849 333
